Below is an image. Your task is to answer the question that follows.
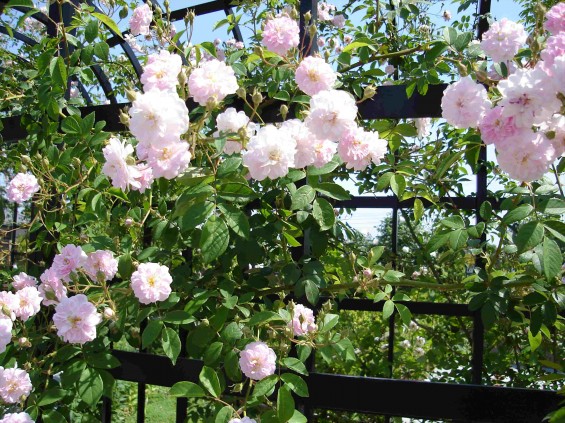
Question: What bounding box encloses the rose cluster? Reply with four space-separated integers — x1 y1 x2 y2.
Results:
441 5 565 182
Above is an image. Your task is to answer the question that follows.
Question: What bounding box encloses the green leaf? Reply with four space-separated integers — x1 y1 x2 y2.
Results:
282 357 308 376
342 41 371 53
277 385 295 422
291 185 315 210
253 374 279 397
544 220 565 243
542 238 562 280
162 326 181 364
200 216 229 263
312 198 335 231
86 352 121 369
516 221 544 252
249 311 285 326
85 18 99 43
281 373 309 397
92 12 122 38
413 198 424 222
61 115 83 135
528 329 542 352
204 342 224 366
170 381 206 398
304 279 320 305
42 410 68 423
224 349 242 382
502 204 533 224
539 198 565 215
443 27 458 45
448 229 468 250
313 182 350 200
440 215 465 229
37 388 67 406
383 300 395 319
390 174 406 198
5 0 34 6
142 320 163 349
215 406 233 423
93 42 110 61
218 203 250 238
199 366 222 398
178 201 214 230
50 56 68 89
319 313 339 332
78 368 103 407
395 303 412 325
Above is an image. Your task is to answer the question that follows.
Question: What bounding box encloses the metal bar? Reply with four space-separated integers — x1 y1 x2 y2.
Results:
471 311 484 384
10 203 18 267
109 350 561 422
332 299 474 316
224 5 243 43
101 396 112 423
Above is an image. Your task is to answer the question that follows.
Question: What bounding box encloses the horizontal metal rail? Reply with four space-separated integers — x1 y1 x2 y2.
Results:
109 350 561 422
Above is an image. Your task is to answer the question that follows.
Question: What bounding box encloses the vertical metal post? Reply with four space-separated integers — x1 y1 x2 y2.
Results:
9 203 18 268
101 396 112 423
471 311 484 384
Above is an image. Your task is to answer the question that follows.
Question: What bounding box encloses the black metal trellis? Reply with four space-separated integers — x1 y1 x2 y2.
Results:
0 0 563 421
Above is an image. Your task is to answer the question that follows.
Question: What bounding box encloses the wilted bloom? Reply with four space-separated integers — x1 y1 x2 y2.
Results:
295 56 337 96
188 59 239 106
384 64 395 75
442 10 452 21
53 294 102 344
84 250 118 282
239 341 277 380
0 412 34 423
400 339 411 348
130 3 152 36
0 366 32 403
289 304 317 336
414 347 425 357
415 336 426 347
262 15 300 55
12 273 37 291
131 262 173 304
14 287 41 321
441 76 491 128
6 173 40 204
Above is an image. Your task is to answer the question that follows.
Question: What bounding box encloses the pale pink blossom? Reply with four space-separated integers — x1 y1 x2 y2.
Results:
312 138 337 168
384 64 395 75
295 56 337 96
188 59 239 106
102 137 143 191
131 262 173 304
441 76 491 128
228 418 256 423
125 33 144 53
480 18 527 63
0 292 17 320
130 4 152 36
306 90 357 141
129 90 189 146
12 273 37 290
6 173 40 204
548 56 565 95
415 118 431 139
498 67 560 128
0 412 34 423
0 367 32 403
84 250 118 282
51 244 87 280
0 317 12 353
496 133 555 182
242 125 296 180
284 119 318 168
337 127 387 170
343 35 353 44
540 114 565 157
145 139 191 179
239 341 277 380
545 3 565 35
332 14 345 28
39 268 67 306
289 304 317 336
318 2 336 21
262 16 300 55
13 287 41 321
478 106 522 146
131 163 154 192
541 33 565 70
215 108 253 155
317 37 326 47
141 50 183 91
53 294 102 344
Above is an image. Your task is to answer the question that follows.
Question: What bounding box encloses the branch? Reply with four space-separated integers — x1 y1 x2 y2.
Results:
339 45 423 73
